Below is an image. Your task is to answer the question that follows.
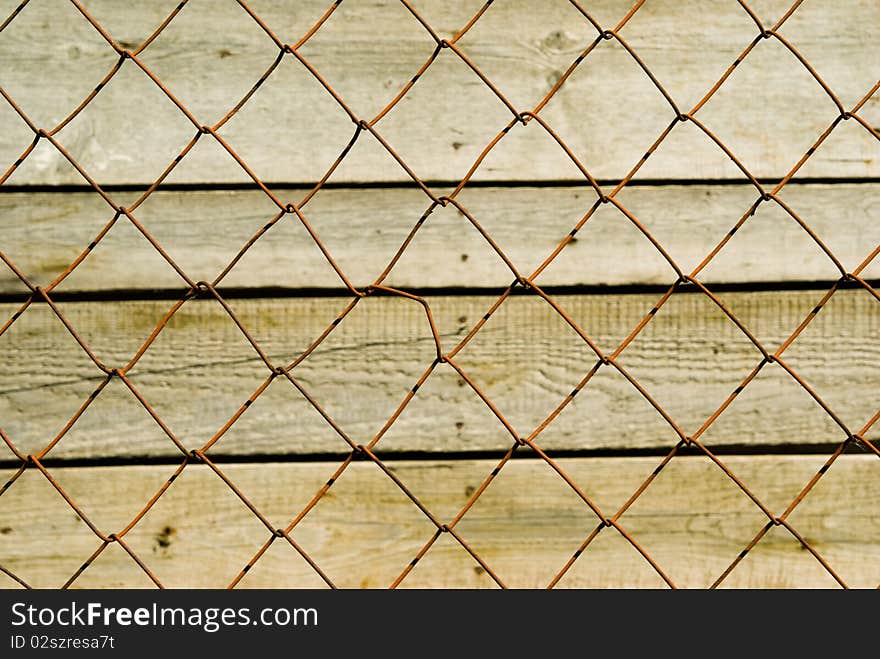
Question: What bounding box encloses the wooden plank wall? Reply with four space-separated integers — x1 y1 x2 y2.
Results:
0 0 878 589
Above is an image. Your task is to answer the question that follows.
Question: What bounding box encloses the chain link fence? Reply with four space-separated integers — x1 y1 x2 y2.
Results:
0 0 878 589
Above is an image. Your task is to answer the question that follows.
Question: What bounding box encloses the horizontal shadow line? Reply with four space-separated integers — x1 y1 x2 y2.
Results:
1 176 879 194
1 442 868 470
0 279 873 304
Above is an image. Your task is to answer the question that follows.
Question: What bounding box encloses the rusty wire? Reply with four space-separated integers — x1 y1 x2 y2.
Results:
0 0 878 590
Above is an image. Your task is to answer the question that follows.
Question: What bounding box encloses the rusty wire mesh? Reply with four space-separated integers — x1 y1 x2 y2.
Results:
0 0 878 589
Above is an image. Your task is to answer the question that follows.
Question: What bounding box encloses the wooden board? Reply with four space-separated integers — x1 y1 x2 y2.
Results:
1 0 877 186
1 182 877 294
1 455 877 589
2 289 876 460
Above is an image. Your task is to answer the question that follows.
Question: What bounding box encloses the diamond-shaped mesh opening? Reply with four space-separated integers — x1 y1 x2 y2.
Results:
123 297 277 450
0 466 103 588
0 98 38 179
696 196 844 283
695 358 852 454
395 531 501 589
375 361 519 454
537 36 681 181
449 294 603 436
212 54 358 184
608 184 763 283
772 288 880 434
119 188 283 288
452 0 599 111
535 195 682 287
611 455 779 588
534 364 684 452
362 50 519 182
296 0 439 121
209 204 356 292
46 375 182 461
773 1 880 110
450 185 604 283
286 459 442 589
694 37 844 179
50 60 198 187
717 523 845 589
0 191 120 290
312 187 443 287
612 288 769 436
0 0 120 128
0 302 110 459
136 0 283 126
450 457 606 588
782 454 880 589
618 0 760 112
44 463 180 536
291 295 441 446
378 199 520 290
774 183 880 280
204 374 352 457
121 462 276 588
625 116 754 181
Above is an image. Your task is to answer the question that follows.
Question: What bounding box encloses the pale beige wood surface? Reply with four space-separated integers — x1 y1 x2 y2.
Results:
2 289 875 459
1 0 877 186
1 455 876 589
1 0 877 591
1 183 877 294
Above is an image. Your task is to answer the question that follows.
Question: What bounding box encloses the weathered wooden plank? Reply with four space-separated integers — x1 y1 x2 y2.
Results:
1 289 876 459
1 455 877 589
1 183 876 294
0 0 877 185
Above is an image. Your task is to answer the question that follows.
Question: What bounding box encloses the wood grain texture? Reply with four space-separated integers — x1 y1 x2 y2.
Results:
1 455 877 589
0 0 877 185
1 182 877 294
2 289 876 460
